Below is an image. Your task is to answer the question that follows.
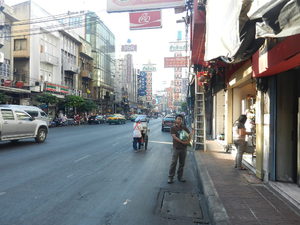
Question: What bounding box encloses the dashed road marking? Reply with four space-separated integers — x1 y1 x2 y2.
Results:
0 192 6 196
74 155 90 163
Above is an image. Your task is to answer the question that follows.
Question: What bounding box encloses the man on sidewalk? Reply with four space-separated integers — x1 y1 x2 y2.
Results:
168 114 192 184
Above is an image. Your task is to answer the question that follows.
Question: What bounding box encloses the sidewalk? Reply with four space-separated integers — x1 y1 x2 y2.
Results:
194 140 300 225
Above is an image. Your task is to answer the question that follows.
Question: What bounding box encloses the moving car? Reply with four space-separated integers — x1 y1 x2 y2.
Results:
107 114 126 124
0 106 48 143
88 115 105 124
161 115 175 131
0 104 50 125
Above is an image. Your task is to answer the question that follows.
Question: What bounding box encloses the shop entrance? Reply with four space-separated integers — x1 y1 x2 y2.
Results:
232 82 256 169
275 71 300 183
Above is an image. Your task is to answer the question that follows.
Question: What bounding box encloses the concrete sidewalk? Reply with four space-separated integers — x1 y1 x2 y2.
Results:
194 140 300 225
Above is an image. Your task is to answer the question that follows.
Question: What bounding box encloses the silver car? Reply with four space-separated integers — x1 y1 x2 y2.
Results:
0 107 48 143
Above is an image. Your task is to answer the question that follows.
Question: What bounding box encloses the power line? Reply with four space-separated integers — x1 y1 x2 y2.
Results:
5 16 100 38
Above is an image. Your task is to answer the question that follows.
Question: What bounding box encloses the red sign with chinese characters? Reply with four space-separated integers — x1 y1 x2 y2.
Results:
164 57 189 68
130 10 162 30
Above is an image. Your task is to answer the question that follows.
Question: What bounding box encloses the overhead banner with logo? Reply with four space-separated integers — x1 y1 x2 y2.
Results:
130 10 162 30
107 0 185 13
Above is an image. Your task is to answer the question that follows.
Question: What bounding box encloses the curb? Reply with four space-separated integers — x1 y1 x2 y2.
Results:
194 151 230 225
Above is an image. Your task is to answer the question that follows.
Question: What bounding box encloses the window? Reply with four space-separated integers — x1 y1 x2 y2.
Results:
24 110 38 118
1 109 14 120
40 112 47 117
16 111 31 121
14 39 27 51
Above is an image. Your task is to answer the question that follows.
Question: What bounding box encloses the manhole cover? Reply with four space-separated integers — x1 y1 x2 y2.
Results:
160 191 204 223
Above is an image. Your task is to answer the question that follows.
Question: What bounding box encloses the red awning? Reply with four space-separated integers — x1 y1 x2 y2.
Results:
253 34 300 77
191 0 206 65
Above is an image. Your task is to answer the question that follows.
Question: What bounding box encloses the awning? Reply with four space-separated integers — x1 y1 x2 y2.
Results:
252 33 300 77
0 86 31 94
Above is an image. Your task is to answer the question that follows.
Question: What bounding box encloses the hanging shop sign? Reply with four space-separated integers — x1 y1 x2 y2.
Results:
169 41 188 52
121 44 137 52
142 64 156 72
130 10 162 30
44 82 69 94
164 57 189 68
107 0 185 13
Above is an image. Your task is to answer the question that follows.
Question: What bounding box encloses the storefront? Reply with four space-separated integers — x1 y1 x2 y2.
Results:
226 61 258 172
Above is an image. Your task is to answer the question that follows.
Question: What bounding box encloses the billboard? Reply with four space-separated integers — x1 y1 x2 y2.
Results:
142 64 157 72
121 44 137 52
107 0 185 13
169 41 188 52
164 57 189 68
130 11 162 30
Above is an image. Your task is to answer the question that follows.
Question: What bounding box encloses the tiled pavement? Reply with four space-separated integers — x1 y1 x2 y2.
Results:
194 141 300 225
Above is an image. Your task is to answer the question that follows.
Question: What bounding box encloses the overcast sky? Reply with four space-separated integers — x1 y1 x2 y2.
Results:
5 0 187 92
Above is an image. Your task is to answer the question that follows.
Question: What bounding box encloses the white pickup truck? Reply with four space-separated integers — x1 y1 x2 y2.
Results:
0 106 48 143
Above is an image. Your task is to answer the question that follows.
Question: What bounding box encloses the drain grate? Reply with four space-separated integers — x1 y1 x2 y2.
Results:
158 190 208 224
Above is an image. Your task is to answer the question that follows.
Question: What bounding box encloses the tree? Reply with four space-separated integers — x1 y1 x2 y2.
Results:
180 102 188 112
0 93 9 104
36 93 58 106
78 99 97 112
64 95 85 114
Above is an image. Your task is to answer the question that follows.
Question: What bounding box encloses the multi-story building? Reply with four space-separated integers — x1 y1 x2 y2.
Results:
0 3 31 104
76 11 116 113
78 36 93 99
12 1 60 96
59 30 81 95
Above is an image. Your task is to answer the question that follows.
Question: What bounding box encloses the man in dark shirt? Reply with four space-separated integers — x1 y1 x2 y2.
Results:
168 114 192 184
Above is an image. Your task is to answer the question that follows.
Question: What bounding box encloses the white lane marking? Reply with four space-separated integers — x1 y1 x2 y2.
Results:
149 140 172 145
67 174 74 178
0 192 6 196
74 155 90 163
123 199 131 205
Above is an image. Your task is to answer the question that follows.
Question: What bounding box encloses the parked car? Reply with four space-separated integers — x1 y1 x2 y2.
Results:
88 115 105 124
161 115 176 131
0 107 48 143
107 114 126 124
0 104 50 125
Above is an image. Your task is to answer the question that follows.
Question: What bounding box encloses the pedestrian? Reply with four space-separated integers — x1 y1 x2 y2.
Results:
233 114 252 170
132 118 143 152
168 114 192 184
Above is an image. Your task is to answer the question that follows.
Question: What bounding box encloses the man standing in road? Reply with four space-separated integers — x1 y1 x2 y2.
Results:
168 114 192 184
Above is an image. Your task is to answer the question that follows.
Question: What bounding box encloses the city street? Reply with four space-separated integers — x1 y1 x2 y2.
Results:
0 119 209 225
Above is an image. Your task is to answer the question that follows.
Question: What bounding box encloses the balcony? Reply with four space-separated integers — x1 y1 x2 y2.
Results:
80 70 92 79
63 61 79 73
40 52 59 66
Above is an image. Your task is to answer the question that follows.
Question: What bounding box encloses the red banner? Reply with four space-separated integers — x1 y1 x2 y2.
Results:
130 11 162 30
164 57 189 68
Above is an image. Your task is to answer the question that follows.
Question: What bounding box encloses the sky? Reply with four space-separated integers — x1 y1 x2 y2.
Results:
5 0 187 93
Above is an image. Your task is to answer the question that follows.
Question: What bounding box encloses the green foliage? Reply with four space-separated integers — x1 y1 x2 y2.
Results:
78 99 97 112
64 95 85 108
180 102 188 112
36 93 58 105
0 93 9 103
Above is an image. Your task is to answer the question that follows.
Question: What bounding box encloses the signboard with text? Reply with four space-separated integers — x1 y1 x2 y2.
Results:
164 57 189 68
107 0 185 13
169 41 188 52
121 44 137 52
130 11 162 30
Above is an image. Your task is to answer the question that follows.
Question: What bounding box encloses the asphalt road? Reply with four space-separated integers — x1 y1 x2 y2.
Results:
0 119 209 225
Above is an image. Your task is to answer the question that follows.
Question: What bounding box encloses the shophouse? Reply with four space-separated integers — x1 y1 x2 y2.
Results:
0 3 31 104
78 36 93 100
189 0 300 209
12 1 60 101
